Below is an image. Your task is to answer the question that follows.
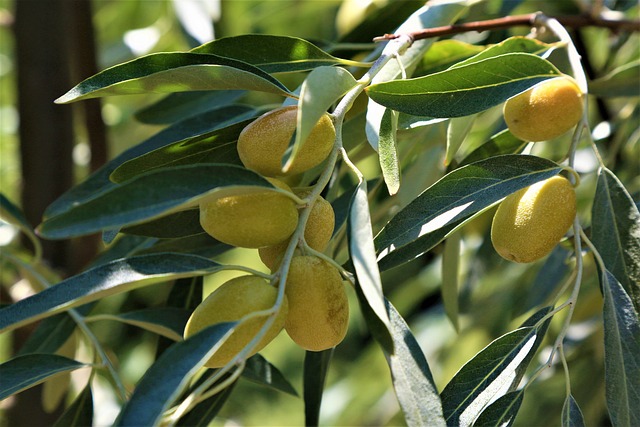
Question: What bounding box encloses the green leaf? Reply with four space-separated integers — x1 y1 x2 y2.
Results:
589 60 640 98
192 34 367 73
348 180 393 353
137 234 230 258
53 384 93 427
122 209 203 238
176 377 237 426
366 53 561 118
0 193 41 259
0 253 222 333
375 155 562 271
417 40 485 75
446 115 476 166
601 269 640 427
135 90 246 124
561 394 586 427
472 390 524 427
115 322 237 427
378 108 401 195
111 119 252 183
56 52 292 104
457 129 527 167
441 307 552 427
243 354 298 397
442 231 461 332
45 105 255 218
38 164 274 239
452 36 559 69
86 307 191 341
282 66 355 173
385 300 446 427
0 354 87 400
591 167 640 312
304 348 333 426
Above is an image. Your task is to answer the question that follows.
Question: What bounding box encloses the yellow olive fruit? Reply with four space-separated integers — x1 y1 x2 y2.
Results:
237 106 336 177
491 175 577 263
184 275 288 369
259 192 335 270
199 178 298 248
503 76 583 142
284 256 349 351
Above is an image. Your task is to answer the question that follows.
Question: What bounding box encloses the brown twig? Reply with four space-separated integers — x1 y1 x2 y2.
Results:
373 13 640 42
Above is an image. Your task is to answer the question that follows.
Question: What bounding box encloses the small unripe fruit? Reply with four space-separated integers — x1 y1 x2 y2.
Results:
503 76 583 142
237 106 336 177
184 275 288 369
259 192 335 270
284 256 349 351
199 178 298 248
491 175 577 263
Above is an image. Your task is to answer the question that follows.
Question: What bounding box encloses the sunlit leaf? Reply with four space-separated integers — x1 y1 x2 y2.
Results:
378 108 401 195
375 155 562 270
0 354 87 400
0 253 222 333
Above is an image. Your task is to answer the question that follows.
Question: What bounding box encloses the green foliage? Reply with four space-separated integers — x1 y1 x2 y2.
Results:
2 1 639 426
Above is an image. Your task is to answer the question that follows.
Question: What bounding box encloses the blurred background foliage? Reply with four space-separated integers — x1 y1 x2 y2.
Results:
0 0 638 426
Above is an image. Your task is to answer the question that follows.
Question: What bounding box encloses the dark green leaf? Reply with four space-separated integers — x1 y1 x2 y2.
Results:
0 253 222 333
416 40 484 75
192 34 366 73
473 390 523 427
135 90 246 124
442 231 461 331
385 300 446 427
348 180 393 353
136 234 231 258
45 105 255 218
176 378 237 426
366 53 561 117
0 354 87 400
591 167 640 312
457 129 527 167
378 108 401 195
122 209 203 238
18 306 92 356
601 269 640 427
115 322 237 427
453 36 559 69
86 307 192 341
111 119 252 183
53 384 94 427
243 354 298 396
375 155 562 270
56 52 292 104
0 193 41 258
38 164 274 239
304 348 333 427
561 394 586 427
441 307 552 426
589 60 640 98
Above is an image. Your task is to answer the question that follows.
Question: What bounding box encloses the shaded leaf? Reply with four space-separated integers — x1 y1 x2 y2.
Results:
304 349 333 426
452 36 559 69
366 54 561 118
243 354 298 397
56 52 292 104
0 354 87 400
86 307 192 341
115 322 237 426
417 40 485 75
0 253 222 333
446 115 476 166
472 390 523 427
192 34 366 73
135 90 246 124
591 167 640 312
136 234 231 258
442 231 461 331
0 193 41 259
385 300 446 427
122 209 203 238
561 394 586 427
53 384 93 427
38 164 274 239
601 269 640 427
375 155 562 270
589 60 640 98
457 129 527 167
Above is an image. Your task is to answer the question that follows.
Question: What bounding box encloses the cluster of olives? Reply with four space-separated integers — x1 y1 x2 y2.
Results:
185 106 349 368
492 76 582 263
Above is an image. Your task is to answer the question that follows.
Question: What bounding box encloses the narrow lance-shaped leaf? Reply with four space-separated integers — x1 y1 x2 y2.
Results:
0 253 222 333
591 167 640 312
451 36 560 69
85 307 192 342
601 269 640 427
0 193 41 259
375 155 562 271
366 53 561 118
244 354 298 397
348 180 393 353
0 354 88 400
378 108 401 195
135 90 246 124
38 164 275 239
446 115 476 166
53 384 94 427
472 390 524 427
457 129 526 168
385 300 446 427
442 231 461 332
56 52 292 104
304 349 334 426
192 34 368 73
561 395 586 427
115 322 237 427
